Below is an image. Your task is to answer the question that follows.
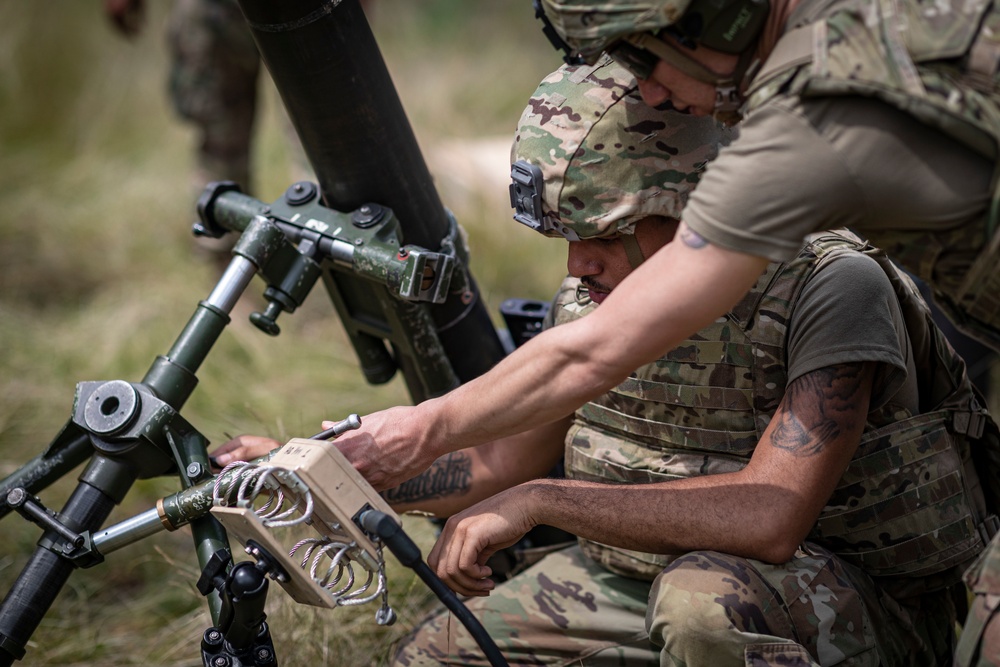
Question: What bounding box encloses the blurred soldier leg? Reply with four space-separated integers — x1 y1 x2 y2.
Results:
168 0 260 269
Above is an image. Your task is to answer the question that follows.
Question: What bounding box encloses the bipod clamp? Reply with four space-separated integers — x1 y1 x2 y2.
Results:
197 547 279 667
5 488 104 568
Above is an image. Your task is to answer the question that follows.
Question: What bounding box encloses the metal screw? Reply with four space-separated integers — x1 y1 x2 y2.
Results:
257 647 273 662
360 205 371 214
212 656 230 667
294 183 304 192
186 462 204 480
6 488 25 507
354 238 364 246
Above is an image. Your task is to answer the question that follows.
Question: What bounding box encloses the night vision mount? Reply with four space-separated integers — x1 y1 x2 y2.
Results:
509 160 580 241
533 0 586 65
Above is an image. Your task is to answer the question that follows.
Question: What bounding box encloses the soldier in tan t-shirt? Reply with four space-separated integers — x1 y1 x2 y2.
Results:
287 4 1000 662
533 0 1000 346
284 0 1000 547
216 60 993 666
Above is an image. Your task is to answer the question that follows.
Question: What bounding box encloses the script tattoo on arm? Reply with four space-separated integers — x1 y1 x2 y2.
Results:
381 451 473 504
770 362 868 457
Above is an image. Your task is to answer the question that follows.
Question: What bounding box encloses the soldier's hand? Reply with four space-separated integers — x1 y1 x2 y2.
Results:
211 434 282 470
103 0 145 38
330 406 441 491
427 488 536 597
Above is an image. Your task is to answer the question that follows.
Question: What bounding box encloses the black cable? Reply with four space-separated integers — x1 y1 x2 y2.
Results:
357 510 509 667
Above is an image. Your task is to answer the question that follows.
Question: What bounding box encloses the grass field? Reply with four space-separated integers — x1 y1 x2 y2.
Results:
0 2 568 664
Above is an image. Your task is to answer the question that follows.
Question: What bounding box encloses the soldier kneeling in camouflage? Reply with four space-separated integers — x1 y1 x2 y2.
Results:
377 58 1000 667
213 57 997 664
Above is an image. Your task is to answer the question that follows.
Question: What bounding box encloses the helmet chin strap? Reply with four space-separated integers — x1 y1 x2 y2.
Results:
621 233 646 269
712 48 759 125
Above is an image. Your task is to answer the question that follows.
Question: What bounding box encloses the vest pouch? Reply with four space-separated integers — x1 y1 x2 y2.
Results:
809 411 984 580
784 0 990 84
897 0 988 63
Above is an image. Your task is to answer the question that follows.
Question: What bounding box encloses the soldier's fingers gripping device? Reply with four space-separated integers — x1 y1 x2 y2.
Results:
206 417 510 666
208 416 398 625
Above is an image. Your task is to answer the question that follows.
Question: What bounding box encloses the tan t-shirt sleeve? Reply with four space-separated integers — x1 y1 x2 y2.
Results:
785 250 917 414
682 95 992 263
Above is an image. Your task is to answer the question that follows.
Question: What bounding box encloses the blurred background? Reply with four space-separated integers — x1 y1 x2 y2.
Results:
0 1 567 664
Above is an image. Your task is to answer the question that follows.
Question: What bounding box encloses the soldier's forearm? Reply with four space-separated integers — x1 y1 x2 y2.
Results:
385 418 571 517
382 451 475 515
427 240 767 452
519 474 808 564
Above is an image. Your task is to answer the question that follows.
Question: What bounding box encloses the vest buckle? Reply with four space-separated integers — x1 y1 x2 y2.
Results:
954 410 987 439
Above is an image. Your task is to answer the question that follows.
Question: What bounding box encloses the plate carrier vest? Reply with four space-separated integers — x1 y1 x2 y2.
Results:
556 231 999 592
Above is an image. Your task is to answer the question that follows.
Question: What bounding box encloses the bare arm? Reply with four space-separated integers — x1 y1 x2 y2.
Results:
428 362 875 596
335 230 770 490
383 417 570 518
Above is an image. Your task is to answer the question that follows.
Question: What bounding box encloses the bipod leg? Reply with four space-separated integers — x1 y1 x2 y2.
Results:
0 461 127 667
0 421 93 520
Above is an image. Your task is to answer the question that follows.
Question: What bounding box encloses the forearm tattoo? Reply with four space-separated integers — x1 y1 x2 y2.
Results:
381 452 473 504
679 224 708 249
770 363 867 457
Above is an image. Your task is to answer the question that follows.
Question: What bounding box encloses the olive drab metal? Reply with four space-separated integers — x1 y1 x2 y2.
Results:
233 0 506 401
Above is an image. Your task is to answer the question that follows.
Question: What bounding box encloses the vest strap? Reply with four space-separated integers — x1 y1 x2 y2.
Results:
878 0 927 97
754 23 818 86
620 232 646 269
979 514 1000 545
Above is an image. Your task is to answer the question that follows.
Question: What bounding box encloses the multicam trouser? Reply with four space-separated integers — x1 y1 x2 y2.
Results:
393 544 954 666
956 533 1000 666
394 546 657 666
167 0 260 192
649 545 954 667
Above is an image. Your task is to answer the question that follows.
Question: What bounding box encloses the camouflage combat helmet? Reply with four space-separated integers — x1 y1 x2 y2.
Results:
536 0 770 63
509 56 727 241
533 0 770 122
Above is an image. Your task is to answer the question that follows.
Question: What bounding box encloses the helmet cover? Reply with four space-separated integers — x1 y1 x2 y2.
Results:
539 0 769 61
511 57 729 239
538 0 692 62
